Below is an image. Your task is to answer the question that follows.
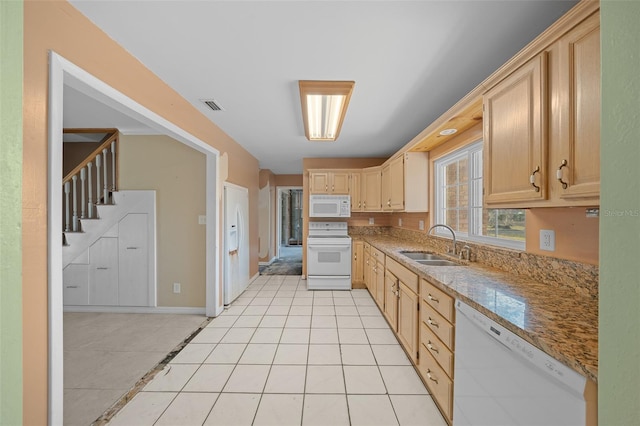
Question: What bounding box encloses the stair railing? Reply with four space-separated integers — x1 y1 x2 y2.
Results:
62 130 119 233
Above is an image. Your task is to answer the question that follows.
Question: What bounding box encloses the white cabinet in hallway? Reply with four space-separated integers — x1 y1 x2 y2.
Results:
118 213 149 306
89 237 119 305
64 207 156 309
63 264 89 305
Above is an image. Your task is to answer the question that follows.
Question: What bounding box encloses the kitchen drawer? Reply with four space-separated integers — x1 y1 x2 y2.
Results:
421 279 454 323
371 246 385 262
421 301 454 349
419 343 453 422
421 322 454 378
386 257 418 294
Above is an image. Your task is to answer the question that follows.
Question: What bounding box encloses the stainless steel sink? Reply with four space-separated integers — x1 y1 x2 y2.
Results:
399 251 447 261
415 259 462 266
399 251 464 266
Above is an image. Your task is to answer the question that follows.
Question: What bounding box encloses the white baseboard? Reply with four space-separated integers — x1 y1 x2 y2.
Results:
63 305 206 315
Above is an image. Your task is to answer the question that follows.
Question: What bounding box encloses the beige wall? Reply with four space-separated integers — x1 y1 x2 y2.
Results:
275 174 303 187
119 135 207 307
259 169 276 263
23 1 259 422
62 141 101 176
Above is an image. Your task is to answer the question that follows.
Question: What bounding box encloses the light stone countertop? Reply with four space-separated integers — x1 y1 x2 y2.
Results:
356 235 598 383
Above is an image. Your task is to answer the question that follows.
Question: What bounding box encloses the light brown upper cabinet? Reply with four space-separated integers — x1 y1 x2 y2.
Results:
483 53 548 205
381 152 429 212
308 170 350 194
362 166 382 211
382 156 404 211
350 171 363 212
549 12 600 203
483 8 600 208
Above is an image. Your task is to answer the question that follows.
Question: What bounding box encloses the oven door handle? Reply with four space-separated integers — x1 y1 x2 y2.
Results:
307 245 351 251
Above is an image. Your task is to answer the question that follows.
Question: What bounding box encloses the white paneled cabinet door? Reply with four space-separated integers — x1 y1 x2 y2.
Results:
63 264 89 305
89 237 119 305
118 213 149 306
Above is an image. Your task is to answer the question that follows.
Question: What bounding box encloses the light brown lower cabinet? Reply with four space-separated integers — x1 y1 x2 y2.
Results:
419 342 454 421
419 278 456 425
383 270 399 331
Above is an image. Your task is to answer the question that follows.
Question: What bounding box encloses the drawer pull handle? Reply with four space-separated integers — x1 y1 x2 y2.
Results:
427 317 439 328
126 246 139 250
66 285 78 289
427 341 439 354
426 369 439 384
427 293 439 303
96 267 109 270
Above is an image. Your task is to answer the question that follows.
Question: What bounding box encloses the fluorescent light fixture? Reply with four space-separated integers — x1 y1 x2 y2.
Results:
299 80 355 141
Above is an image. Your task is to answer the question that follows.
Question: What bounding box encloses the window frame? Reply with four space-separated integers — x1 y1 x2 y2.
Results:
433 140 526 251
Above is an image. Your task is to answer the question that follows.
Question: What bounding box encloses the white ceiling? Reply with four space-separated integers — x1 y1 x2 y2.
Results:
67 0 578 174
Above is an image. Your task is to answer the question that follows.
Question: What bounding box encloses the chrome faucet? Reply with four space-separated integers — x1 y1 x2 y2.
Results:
427 224 457 256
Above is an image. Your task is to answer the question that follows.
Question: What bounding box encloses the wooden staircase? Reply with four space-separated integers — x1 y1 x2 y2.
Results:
62 128 118 248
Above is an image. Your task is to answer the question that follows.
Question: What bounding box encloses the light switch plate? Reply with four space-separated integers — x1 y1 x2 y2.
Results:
198 215 206 225
398 218 403 227
419 220 425 231
173 283 181 293
369 217 374 225
540 230 555 251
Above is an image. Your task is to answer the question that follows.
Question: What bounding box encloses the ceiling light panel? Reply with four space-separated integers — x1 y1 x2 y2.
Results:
299 80 354 141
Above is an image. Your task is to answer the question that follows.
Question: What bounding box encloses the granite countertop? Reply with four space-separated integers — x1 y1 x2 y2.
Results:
356 235 598 383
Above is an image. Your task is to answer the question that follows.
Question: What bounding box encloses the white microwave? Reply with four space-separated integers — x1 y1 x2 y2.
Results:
309 194 351 218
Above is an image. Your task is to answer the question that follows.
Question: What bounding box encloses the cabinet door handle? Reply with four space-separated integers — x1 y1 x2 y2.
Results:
66 285 78 289
427 293 439 303
387 200 391 206
427 317 439 328
126 247 139 250
426 369 439 384
529 166 541 192
427 341 439 354
556 159 568 189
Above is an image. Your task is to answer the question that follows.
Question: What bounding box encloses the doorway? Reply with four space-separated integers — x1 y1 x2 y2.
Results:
276 186 304 274
49 52 221 424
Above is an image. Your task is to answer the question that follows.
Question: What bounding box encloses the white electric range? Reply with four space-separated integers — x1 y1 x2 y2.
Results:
306 222 352 290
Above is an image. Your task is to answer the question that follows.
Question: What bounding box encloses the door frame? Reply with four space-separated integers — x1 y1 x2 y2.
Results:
276 186 303 258
48 51 221 424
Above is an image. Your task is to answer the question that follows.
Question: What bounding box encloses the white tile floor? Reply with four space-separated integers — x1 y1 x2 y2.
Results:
107 275 447 426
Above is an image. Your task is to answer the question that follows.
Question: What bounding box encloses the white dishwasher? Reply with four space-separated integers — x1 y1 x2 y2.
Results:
453 300 587 426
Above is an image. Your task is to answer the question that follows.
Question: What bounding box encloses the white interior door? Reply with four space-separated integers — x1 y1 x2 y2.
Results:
224 183 250 305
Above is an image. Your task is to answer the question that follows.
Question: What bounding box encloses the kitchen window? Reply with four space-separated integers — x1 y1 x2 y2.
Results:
434 141 525 250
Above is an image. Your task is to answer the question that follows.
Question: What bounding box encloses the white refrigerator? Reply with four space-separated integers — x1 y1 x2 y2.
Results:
223 183 250 305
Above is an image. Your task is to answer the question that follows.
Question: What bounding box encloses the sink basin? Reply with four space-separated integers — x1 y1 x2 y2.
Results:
399 251 447 261
415 259 462 267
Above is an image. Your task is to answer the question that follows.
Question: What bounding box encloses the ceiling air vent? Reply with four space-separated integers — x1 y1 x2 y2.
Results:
201 99 224 111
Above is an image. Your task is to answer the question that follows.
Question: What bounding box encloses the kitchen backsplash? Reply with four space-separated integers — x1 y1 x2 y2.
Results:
349 225 599 300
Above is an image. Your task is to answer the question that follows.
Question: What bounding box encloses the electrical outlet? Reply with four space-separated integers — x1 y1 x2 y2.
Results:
198 215 206 225
369 217 374 225
398 218 403 227
540 230 555 251
173 283 181 294
419 220 425 231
